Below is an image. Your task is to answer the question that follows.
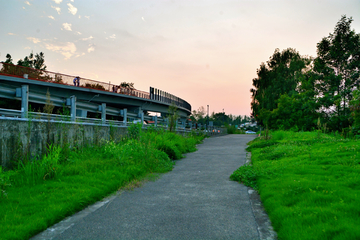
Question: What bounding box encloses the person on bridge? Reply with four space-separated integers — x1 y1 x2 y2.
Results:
73 77 77 86
76 76 80 87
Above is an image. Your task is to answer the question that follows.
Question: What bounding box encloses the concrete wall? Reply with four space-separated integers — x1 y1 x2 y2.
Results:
0 118 128 169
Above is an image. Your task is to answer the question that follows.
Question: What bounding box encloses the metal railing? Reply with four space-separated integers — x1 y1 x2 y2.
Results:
0 62 150 98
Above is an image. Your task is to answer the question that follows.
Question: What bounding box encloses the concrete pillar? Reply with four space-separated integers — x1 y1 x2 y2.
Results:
140 112 144 125
123 108 127 126
70 95 76 122
21 85 29 118
180 118 186 129
101 103 106 124
154 115 158 127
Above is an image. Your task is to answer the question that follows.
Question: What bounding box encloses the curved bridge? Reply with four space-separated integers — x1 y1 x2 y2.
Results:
0 63 191 125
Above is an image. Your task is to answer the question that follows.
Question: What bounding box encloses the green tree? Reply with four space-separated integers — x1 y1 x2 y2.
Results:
313 15 360 130
190 106 206 124
17 52 47 70
4 54 13 64
350 90 360 135
168 103 179 132
120 82 135 89
251 48 311 125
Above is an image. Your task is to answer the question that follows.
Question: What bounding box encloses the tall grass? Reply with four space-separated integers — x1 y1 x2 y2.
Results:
0 127 205 240
231 131 360 240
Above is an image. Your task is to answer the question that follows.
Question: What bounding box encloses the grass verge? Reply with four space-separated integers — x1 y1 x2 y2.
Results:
231 130 360 240
0 127 205 240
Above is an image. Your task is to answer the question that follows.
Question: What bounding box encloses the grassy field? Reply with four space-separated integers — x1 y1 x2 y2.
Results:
231 131 360 240
0 126 204 240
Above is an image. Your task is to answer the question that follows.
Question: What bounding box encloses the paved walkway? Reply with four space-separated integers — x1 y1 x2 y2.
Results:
33 134 272 240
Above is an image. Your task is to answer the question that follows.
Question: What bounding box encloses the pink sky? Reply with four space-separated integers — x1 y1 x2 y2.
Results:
1 0 360 116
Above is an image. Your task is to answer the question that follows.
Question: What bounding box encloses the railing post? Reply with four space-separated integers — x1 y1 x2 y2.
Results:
70 95 76 122
21 85 29 118
154 115 158 127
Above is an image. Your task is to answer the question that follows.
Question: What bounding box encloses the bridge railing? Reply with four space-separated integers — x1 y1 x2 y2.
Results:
0 62 150 99
0 62 191 112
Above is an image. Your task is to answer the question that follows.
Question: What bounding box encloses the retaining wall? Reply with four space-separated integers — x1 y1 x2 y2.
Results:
0 118 127 169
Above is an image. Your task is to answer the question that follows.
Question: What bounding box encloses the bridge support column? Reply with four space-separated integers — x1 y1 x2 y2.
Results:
70 96 76 122
140 112 144 125
100 103 106 124
154 115 158 127
122 108 127 126
21 85 29 118
180 118 186 130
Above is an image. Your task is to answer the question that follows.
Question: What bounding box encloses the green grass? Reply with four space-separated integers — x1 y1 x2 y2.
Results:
0 128 205 240
231 131 360 240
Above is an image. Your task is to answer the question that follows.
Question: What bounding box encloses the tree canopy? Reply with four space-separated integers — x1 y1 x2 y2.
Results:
251 15 360 132
4 52 47 71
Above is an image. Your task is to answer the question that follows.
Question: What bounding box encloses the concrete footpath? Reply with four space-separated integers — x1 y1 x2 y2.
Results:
32 134 276 240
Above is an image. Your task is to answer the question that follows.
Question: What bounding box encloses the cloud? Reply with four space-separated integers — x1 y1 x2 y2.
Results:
48 15 55 20
67 3 77 15
27 37 41 44
75 53 85 58
62 23 72 31
45 42 76 60
76 31 82 35
52 0 62 4
87 44 95 53
25 1 31 6
81 36 94 41
106 34 116 40
24 46 31 49
85 16 90 19
52 6 61 14
8 33 16 35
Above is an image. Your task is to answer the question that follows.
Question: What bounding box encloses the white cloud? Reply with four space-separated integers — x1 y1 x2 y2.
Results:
67 3 77 15
87 45 95 53
25 1 31 6
24 46 31 49
52 0 62 4
8 33 16 35
27 37 41 44
76 31 82 35
45 42 76 60
85 16 90 19
81 36 94 41
106 34 116 40
62 23 72 31
48 15 55 20
75 53 86 58
52 6 61 14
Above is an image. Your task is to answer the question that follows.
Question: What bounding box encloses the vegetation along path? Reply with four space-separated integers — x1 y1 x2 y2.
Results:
32 134 271 240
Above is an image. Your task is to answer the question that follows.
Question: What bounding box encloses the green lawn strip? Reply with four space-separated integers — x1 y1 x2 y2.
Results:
0 130 205 240
231 131 360 240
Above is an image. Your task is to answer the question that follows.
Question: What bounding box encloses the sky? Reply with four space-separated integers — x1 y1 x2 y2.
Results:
1 0 360 116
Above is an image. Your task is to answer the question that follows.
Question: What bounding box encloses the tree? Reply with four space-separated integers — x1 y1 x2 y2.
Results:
191 106 206 122
251 48 311 125
167 103 179 132
120 82 135 89
350 90 360 135
4 54 13 64
313 15 360 130
17 52 47 70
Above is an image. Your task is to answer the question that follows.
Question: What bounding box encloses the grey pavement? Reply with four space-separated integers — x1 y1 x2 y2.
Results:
32 134 276 240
